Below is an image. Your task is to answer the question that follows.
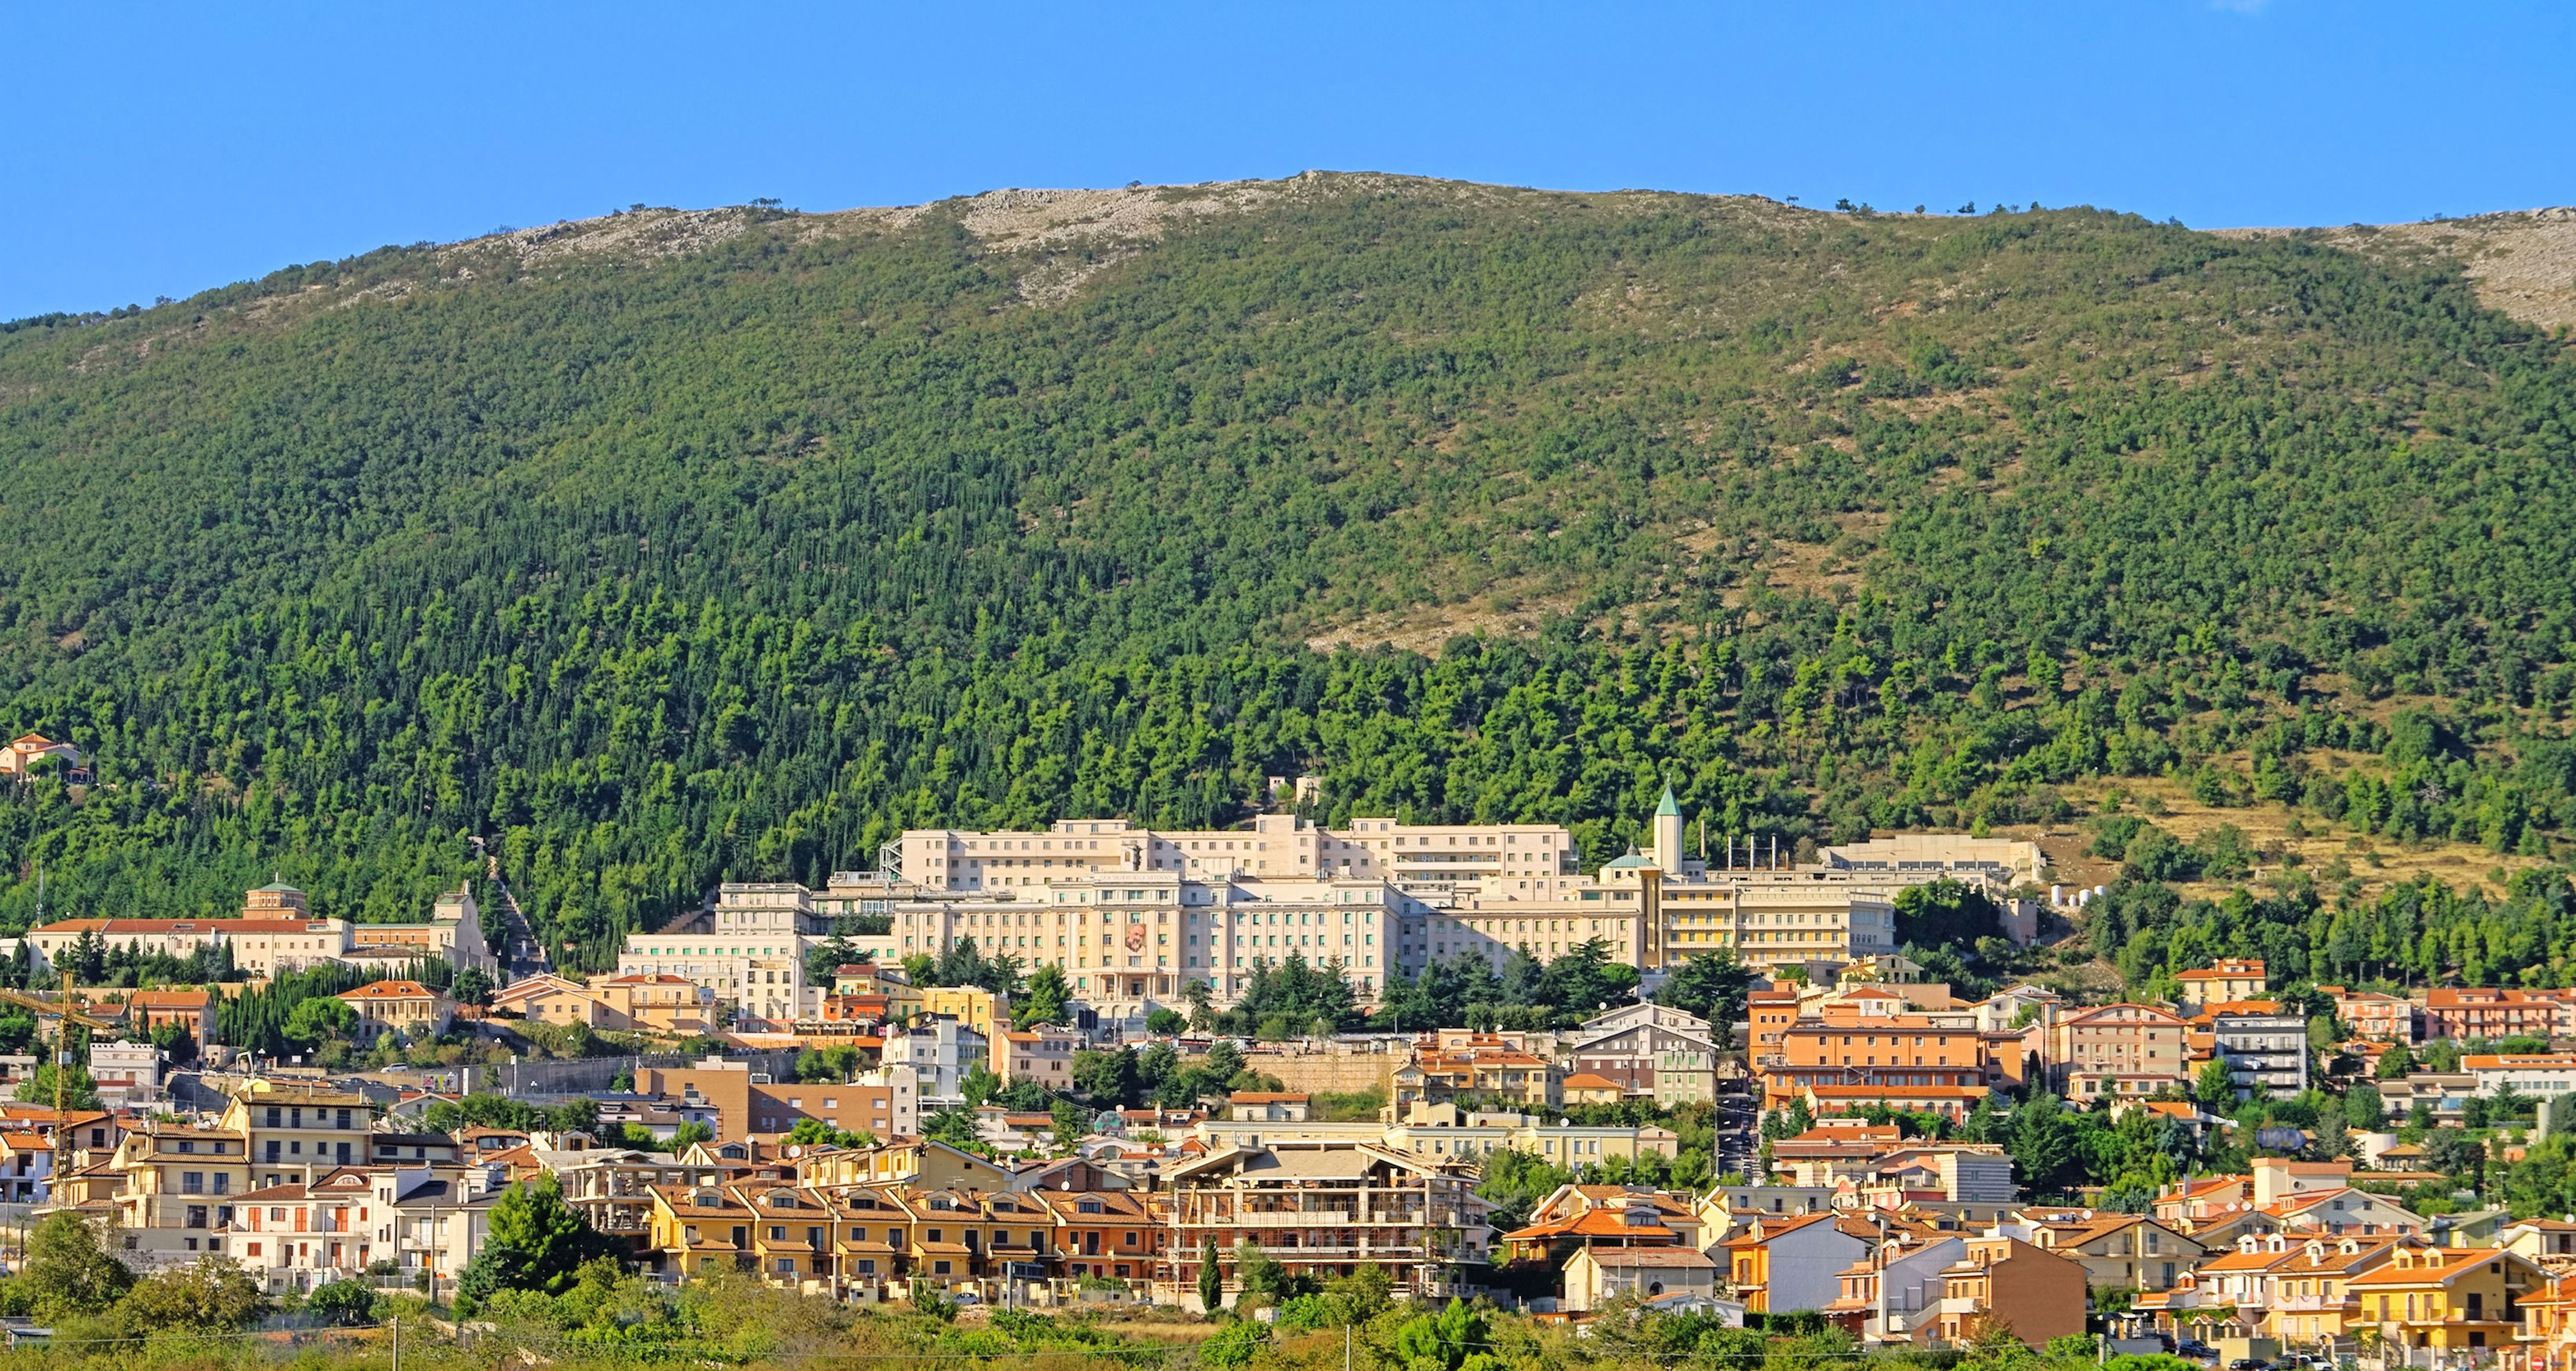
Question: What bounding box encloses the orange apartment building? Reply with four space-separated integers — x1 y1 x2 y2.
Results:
2048 1003 2190 1097
2175 959 2269 1009
1767 1122 1907 1187
2422 987 2576 1042
1799 1083 1989 1124
124 988 218 1049
2318 986 2419 1044
635 1065 917 1143
1747 987 1802 1057
1762 1015 1992 1112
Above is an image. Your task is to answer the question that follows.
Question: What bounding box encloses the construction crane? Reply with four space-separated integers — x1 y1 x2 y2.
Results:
0 972 115 1119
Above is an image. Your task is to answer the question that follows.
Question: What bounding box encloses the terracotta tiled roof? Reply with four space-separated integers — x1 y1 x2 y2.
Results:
124 989 214 1009
652 1183 753 1217
340 980 440 1001
34 918 322 935
2194 1247 2294 1273
2347 1247 2519 1287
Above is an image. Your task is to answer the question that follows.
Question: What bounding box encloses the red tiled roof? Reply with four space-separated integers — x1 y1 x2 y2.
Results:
124 989 214 1008
1565 1209 1677 1237
35 918 323 935
2350 1248 2520 1287
340 980 441 1001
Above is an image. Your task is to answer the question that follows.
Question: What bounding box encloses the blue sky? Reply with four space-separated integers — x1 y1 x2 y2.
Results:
6 1 2569 317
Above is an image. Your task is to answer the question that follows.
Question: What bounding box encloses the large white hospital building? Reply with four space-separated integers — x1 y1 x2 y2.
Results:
615 792 2038 1026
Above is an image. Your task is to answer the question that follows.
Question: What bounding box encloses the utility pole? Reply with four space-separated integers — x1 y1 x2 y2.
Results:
390 1317 400 1371
1345 1323 1354 1371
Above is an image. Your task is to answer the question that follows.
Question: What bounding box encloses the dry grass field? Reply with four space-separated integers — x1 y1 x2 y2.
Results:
1988 764 2555 909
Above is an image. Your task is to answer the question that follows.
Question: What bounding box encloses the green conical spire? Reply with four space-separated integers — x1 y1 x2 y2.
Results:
1654 783 1681 818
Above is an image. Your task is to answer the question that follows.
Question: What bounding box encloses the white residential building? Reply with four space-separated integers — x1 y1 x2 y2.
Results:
880 792 1936 1013
0 1131 54 1204
1834 1233 1968 1345
613 882 902 1025
88 1040 162 1109
2463 1054 2576 1098
886 1018 990 1106
894 813 1579 894
612 941 812 1026
26 881 492 977
370 1167 504 1294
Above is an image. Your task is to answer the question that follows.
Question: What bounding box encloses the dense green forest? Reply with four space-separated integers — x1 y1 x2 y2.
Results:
0 176 2571 974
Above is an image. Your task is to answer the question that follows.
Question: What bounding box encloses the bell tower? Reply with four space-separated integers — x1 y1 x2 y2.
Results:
1652 784 1683 874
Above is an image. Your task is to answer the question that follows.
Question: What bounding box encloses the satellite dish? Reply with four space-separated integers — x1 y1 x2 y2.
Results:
1094 1110 1124 1134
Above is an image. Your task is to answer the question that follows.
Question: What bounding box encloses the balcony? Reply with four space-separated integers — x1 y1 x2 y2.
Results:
1218 1209 1361 1228
1172 1197 1448 1225
1246 1244 1438 1261
2274 1295 2350 1313
2373 1310 2518 1329
1180 1208 1469 1231
1881 1307 1938 1336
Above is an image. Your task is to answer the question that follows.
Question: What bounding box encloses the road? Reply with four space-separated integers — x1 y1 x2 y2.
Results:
470 838 550 981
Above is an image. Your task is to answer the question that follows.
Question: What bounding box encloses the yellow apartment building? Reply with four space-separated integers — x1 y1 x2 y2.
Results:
2350 1245 2544 1356
919 987 1006 1040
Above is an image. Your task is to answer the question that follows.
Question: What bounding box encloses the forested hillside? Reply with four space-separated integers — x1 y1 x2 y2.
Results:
0 175 2571 974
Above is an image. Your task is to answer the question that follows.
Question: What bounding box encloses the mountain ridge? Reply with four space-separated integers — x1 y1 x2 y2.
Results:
0 173 2569 970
